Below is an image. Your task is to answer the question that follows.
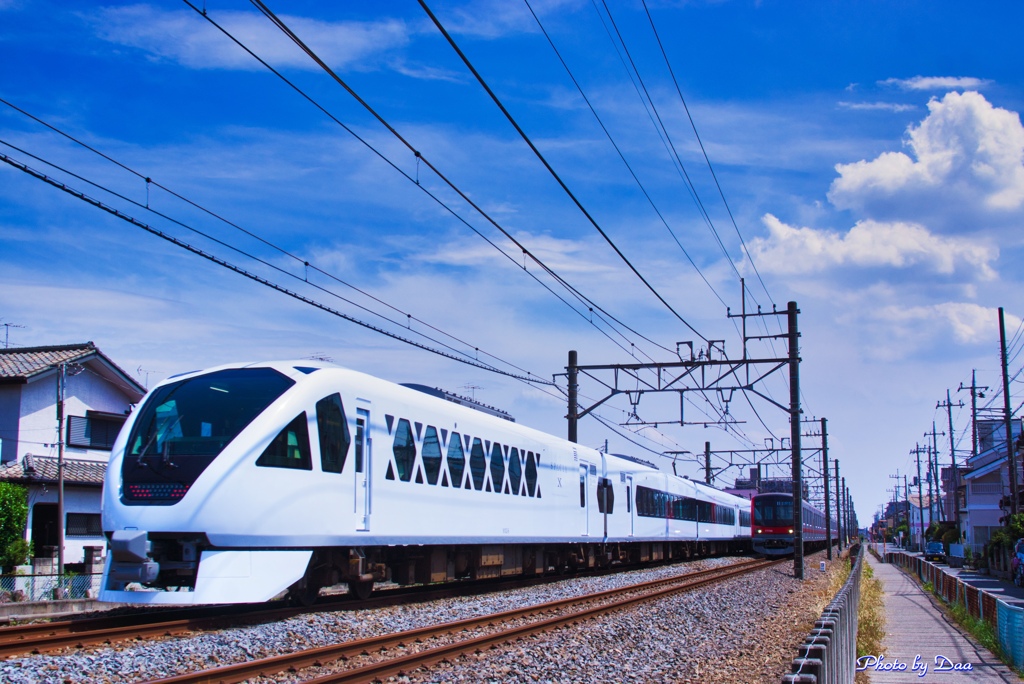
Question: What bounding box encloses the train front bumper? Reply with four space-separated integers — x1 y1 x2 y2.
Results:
99 548 313 605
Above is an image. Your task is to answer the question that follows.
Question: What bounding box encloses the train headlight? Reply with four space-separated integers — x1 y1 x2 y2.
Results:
756 529 762 534
788 529 794 534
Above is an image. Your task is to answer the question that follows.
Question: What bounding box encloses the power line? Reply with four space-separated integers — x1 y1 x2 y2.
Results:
0 149 557 386
413 0 708 342
0 96 577 382
183 0 682 368
639 0 775 308
522 0 729 310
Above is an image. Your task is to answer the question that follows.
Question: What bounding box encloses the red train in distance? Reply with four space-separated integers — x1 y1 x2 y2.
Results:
751 492 837 557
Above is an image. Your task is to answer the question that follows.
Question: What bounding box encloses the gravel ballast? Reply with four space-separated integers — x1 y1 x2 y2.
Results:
0 551 844 684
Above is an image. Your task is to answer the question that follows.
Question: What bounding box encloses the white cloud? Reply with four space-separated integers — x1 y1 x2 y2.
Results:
872 302 1013 345
88 5 410 72
880 76 991 91
746 214 998 278
837 101 917 113
828 91 1024 218
439 0 583 38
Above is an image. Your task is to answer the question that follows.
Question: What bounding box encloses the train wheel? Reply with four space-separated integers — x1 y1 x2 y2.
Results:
348 580 374 600
287 580 320 607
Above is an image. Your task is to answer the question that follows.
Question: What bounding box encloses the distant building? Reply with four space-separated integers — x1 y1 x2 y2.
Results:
0 343 145 568
907 493 937 550
962 418 1023 556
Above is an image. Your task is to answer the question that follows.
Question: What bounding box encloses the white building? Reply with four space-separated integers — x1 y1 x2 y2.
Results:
907 493 936 550
0 342 145 568
961 418 1023 556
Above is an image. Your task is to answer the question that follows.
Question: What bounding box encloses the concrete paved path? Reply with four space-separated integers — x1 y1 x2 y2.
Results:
864 551 1021 682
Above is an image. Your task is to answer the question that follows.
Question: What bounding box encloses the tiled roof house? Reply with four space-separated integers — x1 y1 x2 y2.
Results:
0 342 146 567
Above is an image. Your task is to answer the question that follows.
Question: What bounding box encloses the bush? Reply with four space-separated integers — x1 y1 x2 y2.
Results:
0 483 29 571
941 527 960 546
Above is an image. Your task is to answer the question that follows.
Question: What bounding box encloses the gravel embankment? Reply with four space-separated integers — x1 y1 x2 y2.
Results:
0 551 842 684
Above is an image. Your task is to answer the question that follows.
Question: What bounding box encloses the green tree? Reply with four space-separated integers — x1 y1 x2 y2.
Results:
0 482 30 571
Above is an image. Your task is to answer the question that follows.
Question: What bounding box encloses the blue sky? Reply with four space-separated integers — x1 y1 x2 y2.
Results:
3 0 1024 526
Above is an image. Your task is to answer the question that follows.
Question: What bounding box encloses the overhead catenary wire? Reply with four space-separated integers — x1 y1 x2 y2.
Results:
412 0 709 343
0 148 557 386
521 0 729 311
639 0 775 309
238 1 784 446
584 0 797 419
183 0 679 369
0 97 547 383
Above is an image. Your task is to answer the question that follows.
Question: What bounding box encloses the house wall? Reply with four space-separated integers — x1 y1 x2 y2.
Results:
25 485 105 566
19 365 133 464
964 470 1005 555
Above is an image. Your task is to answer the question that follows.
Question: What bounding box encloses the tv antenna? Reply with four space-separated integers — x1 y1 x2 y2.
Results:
1 320 26 349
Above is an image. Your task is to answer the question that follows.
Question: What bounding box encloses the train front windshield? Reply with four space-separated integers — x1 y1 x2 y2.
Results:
753 496 794 526
120 367 295 504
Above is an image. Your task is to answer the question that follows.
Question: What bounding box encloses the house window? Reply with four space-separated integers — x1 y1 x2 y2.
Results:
66 513 102 537
67 413 126 450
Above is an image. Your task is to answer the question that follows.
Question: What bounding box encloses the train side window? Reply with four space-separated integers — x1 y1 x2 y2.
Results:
256 413 312 470
392 419 416 482
355 416 365 473
525 451 538 496
579 468 586 507
422 426 442 485
315 394 350 474
446 432 464 488
469 438 486 490
596 477 615 513
508 447 522 495
489 442 506 494
626 485 631 513
697 501 712 523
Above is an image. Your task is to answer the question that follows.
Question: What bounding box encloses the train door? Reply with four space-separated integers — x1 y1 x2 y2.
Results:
579 463 590 536
355 407 371 531
626 475 635 537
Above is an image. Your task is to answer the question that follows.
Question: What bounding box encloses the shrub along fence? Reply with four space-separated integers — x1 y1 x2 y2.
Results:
781 543 863 684
884 550 1024 670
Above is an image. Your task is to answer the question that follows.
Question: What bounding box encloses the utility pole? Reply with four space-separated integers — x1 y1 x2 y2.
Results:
836 459 843 550
567 350 578 444
914 445 925 549
821 418 832 560
704 441 712 485
890 471 905 547
924 423 946 522
903 475 910 546
939 389 964 538
843 477 849 543
55 363 67 595
1000 307 1019 516
788 301 803 580
959 370 988 461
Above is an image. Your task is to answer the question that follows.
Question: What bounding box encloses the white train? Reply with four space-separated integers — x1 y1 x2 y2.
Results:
100 361 752 605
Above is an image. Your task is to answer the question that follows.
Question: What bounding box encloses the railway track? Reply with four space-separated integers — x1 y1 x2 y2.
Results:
142 557 783 684
0 558 707 658
0 603 309 659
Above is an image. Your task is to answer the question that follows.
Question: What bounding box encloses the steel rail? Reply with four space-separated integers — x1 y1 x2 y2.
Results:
144 558 780 684
0 559 693 657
